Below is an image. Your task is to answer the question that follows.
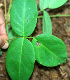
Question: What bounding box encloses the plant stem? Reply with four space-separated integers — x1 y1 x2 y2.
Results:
7 23 10 26
50 14 70 17
6 0 12 24
37 16 43 18
38 15 70 18
38 9 45 13
4 0 6 19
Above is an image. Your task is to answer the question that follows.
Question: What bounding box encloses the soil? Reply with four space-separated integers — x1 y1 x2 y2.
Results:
0 0 70 80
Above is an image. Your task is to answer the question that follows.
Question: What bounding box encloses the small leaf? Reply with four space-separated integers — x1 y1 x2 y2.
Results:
49 0 67 9
6 38 35 80
39 0 50 10
8 29 19 44
39 0 67 10
32 34 67 67
43 11 52 34
10 0 38 36
8 29 19 39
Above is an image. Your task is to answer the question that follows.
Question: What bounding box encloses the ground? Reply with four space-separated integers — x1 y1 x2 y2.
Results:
0 0 70 80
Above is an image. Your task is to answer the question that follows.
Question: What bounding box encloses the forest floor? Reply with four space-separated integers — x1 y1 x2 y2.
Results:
0 0 70 80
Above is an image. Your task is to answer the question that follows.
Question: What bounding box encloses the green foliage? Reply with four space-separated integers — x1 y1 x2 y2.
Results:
6 38 35 80
39 0 50 10
8 29 19 44
5 0 68 80
32 34 67 67
43 11 52 34
49 0 67 9
8 29 19 39
6 24 9 34
0 49 2 55
39 0 67 10
10 0 38 36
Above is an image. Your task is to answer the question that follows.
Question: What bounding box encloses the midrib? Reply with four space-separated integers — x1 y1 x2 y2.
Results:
19 38 24 80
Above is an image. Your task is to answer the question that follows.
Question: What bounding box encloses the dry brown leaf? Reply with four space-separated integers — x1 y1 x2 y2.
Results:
0 8 9 49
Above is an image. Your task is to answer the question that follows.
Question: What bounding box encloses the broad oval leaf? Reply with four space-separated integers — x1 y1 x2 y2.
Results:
6 38 35 80
43 11 52 34
32 34 67 67
49 0 67 9
10 0 38 36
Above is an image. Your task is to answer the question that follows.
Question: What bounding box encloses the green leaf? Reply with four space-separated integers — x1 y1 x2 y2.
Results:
8 29 19 44
6 38 35 80
49 0 67 9
8 29 19 39
32 34 67 67
39 0 67 10
6 24 9 34
0 49 2 55
43 11 52 34
39 0 50 10
10 0 38 36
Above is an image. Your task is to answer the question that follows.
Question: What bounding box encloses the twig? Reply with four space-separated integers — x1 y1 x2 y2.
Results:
38 14 70 18
4 0 6 19
6 0 12 25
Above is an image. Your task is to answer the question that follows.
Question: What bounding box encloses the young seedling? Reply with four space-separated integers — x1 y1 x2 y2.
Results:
5 0 68 80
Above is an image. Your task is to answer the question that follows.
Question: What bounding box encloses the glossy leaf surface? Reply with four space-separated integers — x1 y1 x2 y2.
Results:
6 38 35 80
43 11 52 34
10 0 38 36
32 34 67 67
